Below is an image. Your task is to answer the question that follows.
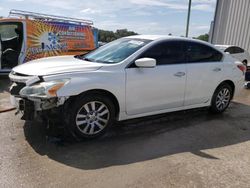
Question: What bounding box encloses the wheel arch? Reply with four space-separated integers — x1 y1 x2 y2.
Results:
217 80 235 99
65 89 120 120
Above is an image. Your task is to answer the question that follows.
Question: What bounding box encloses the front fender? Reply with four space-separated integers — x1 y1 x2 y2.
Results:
44 70 126 113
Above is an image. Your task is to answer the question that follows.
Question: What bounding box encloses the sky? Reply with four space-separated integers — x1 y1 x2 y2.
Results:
0 0 216 37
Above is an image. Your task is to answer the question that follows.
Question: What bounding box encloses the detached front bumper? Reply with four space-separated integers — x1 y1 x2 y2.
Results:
10 96 35 120
9 71 68 121
10 86 67 121
10 95 67 121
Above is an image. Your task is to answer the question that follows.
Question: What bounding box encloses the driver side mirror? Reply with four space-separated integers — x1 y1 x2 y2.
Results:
135 58 156 68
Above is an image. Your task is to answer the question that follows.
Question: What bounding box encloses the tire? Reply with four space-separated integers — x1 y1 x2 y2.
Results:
246 82 250 89
210 83 233 114
66 93 116 139
242 60 247 66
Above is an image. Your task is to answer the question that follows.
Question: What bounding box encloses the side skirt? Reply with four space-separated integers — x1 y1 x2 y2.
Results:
118 102 211 121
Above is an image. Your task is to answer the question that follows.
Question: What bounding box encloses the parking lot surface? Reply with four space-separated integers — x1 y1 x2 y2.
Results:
1 79 250 187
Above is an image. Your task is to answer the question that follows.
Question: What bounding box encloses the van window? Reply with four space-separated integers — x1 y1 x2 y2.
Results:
187 42 223 63
0 24 19 40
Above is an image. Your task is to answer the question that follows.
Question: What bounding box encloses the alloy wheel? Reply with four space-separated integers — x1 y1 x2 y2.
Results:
75 101 110 135
215 88 231 111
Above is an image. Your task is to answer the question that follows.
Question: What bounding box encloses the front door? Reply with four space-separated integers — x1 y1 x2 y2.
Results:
125 41 187 115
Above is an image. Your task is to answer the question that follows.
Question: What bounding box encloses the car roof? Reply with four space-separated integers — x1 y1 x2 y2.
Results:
215 44 237 50
125 35 219 49
125 35 176 40
125 34 194 41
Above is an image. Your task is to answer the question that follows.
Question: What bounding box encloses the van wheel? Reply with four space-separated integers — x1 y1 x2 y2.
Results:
210 83 232 113
67 94 115 139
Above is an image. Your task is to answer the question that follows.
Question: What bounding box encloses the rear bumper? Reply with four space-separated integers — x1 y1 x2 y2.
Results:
234 77 245 97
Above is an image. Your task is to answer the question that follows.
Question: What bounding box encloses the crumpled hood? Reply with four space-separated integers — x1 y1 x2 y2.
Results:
12 56 103 76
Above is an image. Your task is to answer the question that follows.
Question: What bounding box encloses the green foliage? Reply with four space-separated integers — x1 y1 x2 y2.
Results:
98 29 138 42
195 33 209 42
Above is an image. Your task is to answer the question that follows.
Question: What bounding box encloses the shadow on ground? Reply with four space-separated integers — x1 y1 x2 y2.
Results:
0 76 10 93
23 101 250 170
0 77 14 111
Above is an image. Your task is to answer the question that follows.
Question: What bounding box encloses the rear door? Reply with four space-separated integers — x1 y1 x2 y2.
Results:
125 41 187 115
184 41 224 106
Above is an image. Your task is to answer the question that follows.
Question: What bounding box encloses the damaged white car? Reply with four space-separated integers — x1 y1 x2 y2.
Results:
9 35 245 139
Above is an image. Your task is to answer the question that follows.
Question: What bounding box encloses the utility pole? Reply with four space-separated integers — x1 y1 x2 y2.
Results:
186 0 192 37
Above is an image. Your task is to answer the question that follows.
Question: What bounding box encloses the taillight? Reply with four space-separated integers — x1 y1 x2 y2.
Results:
237 64 246 74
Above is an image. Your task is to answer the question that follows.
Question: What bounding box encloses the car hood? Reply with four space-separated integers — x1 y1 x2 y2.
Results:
12 56 104 76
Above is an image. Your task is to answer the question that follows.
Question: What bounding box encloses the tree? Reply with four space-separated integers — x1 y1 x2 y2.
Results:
98 29 138 42
196 33 209 42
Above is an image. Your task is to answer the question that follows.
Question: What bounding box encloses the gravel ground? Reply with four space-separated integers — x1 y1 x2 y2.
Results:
1 79 250 188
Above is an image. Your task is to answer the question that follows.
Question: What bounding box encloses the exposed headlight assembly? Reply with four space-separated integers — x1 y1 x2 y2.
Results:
19 79 70 98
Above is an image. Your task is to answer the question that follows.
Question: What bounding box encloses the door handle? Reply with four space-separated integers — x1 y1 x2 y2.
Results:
213 67 221 72
174 72 186 77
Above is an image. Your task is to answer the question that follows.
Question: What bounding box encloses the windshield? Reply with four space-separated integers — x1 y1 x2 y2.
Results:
80 38 151 64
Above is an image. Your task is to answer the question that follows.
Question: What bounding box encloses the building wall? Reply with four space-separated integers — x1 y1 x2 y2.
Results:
210 0 250 53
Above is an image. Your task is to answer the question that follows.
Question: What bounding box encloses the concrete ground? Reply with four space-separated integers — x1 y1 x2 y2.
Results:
0 78 14 112
1 78 250 188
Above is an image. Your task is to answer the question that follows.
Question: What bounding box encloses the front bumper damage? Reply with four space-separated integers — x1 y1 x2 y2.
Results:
10 95 67 121
9 72 67 121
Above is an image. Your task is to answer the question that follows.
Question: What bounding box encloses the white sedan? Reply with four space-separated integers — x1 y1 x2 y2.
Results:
215 45 250 66
9 35 245 139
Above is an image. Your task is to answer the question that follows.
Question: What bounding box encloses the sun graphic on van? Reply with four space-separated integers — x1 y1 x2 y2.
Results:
26 20 68 60
23 19 95 63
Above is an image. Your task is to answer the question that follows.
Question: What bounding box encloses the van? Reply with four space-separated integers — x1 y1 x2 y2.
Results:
0 10 98 75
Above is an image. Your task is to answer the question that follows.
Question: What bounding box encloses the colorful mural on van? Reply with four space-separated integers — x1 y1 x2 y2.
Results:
0 10 98 73
25 20 97 62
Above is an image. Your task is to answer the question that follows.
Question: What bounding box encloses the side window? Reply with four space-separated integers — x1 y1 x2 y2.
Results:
139 41 186 65
187 42 223 63
234 47 244 53
225 47 234 54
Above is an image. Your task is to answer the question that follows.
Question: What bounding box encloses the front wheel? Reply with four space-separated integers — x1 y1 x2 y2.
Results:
66 94 116 139
210 83 233 113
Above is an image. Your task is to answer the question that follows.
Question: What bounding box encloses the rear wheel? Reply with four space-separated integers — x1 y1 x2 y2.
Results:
210 83 233 113
66 94 115 139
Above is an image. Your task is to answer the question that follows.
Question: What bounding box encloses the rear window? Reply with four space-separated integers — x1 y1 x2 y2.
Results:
187 42 223 63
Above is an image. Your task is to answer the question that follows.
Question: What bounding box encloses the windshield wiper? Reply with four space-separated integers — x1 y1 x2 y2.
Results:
74 55 93 62
82 57 93 62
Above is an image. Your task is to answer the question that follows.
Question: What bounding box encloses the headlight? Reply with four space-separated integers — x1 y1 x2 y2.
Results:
19 79 69 98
